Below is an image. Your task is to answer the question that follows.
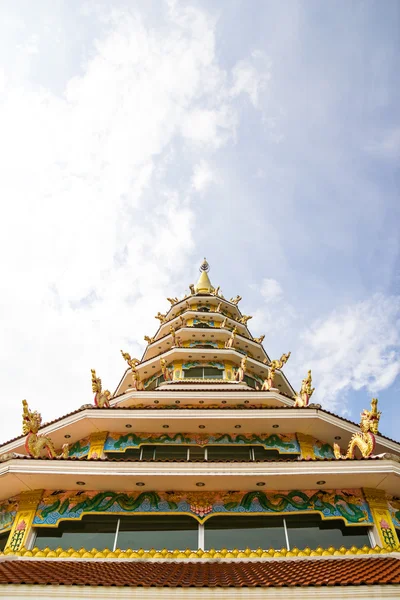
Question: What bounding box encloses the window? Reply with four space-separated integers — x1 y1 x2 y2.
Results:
146 376 163 391
204 514 371 551
106 444 299 462
0 531 9 551
33 514 372 552
184 367 223 379
207 446 252 461
253 447 299 461
35 515 119 551
284 514 371 549
205 516 286 551
34 515 198 551
243 375 258 389
117 515 197 550
154 446 187 460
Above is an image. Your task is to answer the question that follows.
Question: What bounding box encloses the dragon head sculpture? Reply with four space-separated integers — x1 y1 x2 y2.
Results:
22 399 41 435
360 398 381 435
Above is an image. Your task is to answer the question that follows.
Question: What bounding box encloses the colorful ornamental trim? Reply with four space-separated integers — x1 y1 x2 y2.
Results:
32 489 373 527
2 545 395 560
104 432 300 453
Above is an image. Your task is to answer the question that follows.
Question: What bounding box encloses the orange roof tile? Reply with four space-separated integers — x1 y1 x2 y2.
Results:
0 557 399 588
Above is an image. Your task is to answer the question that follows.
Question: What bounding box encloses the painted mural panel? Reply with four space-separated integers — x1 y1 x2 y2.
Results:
312 438 335 459
0 497 18 534
104 432 300 454
388 497 400 528
33 489 372 527
68 437 90 459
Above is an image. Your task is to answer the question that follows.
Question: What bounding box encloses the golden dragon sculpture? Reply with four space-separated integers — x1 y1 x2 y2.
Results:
294 369 314 407
91 369 112 408
22 400 68 458
334 398 381 459
121 351 144 390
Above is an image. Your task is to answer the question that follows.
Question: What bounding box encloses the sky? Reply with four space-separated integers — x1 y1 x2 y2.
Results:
0 0 399 443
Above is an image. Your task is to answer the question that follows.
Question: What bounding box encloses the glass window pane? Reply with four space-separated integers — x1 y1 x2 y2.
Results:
203 367 222 379
117 516 198 550
285 514 371 550
141 446 155 460
0 532 9 551
184 367 203 378
106 448 141 460
253 447 298 461
154 446 187 460
35 515 118 550
205 516 285 550
189 446 205 461
207 446 251 461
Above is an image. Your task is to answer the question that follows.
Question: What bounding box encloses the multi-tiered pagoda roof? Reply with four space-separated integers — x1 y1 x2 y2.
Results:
0 261 399 597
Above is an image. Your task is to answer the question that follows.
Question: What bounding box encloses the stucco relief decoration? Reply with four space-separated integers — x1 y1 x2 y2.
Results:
388 497 400 528
33 489 372 527
103 432 301 453
0 497 18 534
67 437 90 459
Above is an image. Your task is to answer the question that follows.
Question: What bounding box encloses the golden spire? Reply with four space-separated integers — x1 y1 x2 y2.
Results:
194 258 215 294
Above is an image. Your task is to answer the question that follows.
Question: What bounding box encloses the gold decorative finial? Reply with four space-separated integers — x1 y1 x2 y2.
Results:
200 258 209 272
334 398 381 459
194 258 216 294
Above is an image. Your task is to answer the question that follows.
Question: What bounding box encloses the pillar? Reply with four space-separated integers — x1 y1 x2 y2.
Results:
5 489 43 552
296 433 316 460
363 488 398 549
88 431 108 459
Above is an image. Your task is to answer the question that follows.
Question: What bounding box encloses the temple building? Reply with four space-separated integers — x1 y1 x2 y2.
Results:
0 260 399 598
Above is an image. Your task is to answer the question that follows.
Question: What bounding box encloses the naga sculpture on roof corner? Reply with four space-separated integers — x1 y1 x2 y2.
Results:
22 400 68 458
261 352 291 391
294 370 315 407
121 352 143 390
334 398 381 459
91 369 112 407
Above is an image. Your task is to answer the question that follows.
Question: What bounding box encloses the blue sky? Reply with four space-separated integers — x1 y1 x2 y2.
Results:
0 0 399 442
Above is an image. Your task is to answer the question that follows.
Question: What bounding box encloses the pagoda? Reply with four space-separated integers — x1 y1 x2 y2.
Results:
0 260 399 598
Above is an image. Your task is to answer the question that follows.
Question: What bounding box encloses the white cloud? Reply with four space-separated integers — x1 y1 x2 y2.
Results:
231 54 270 108
253 279 400 413
260 278 283 301
0 2 270 442
365 128 400 160
299 294 400 411
191 160 217 192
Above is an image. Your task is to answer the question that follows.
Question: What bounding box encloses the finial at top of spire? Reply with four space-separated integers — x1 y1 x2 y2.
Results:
194 257 215 294
200 258 210 273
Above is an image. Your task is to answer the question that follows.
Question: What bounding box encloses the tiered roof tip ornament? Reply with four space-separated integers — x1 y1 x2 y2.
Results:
193 258 216 295
294 370 314 407
334 398 381 459
91 369 111 408
22 400 68 458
